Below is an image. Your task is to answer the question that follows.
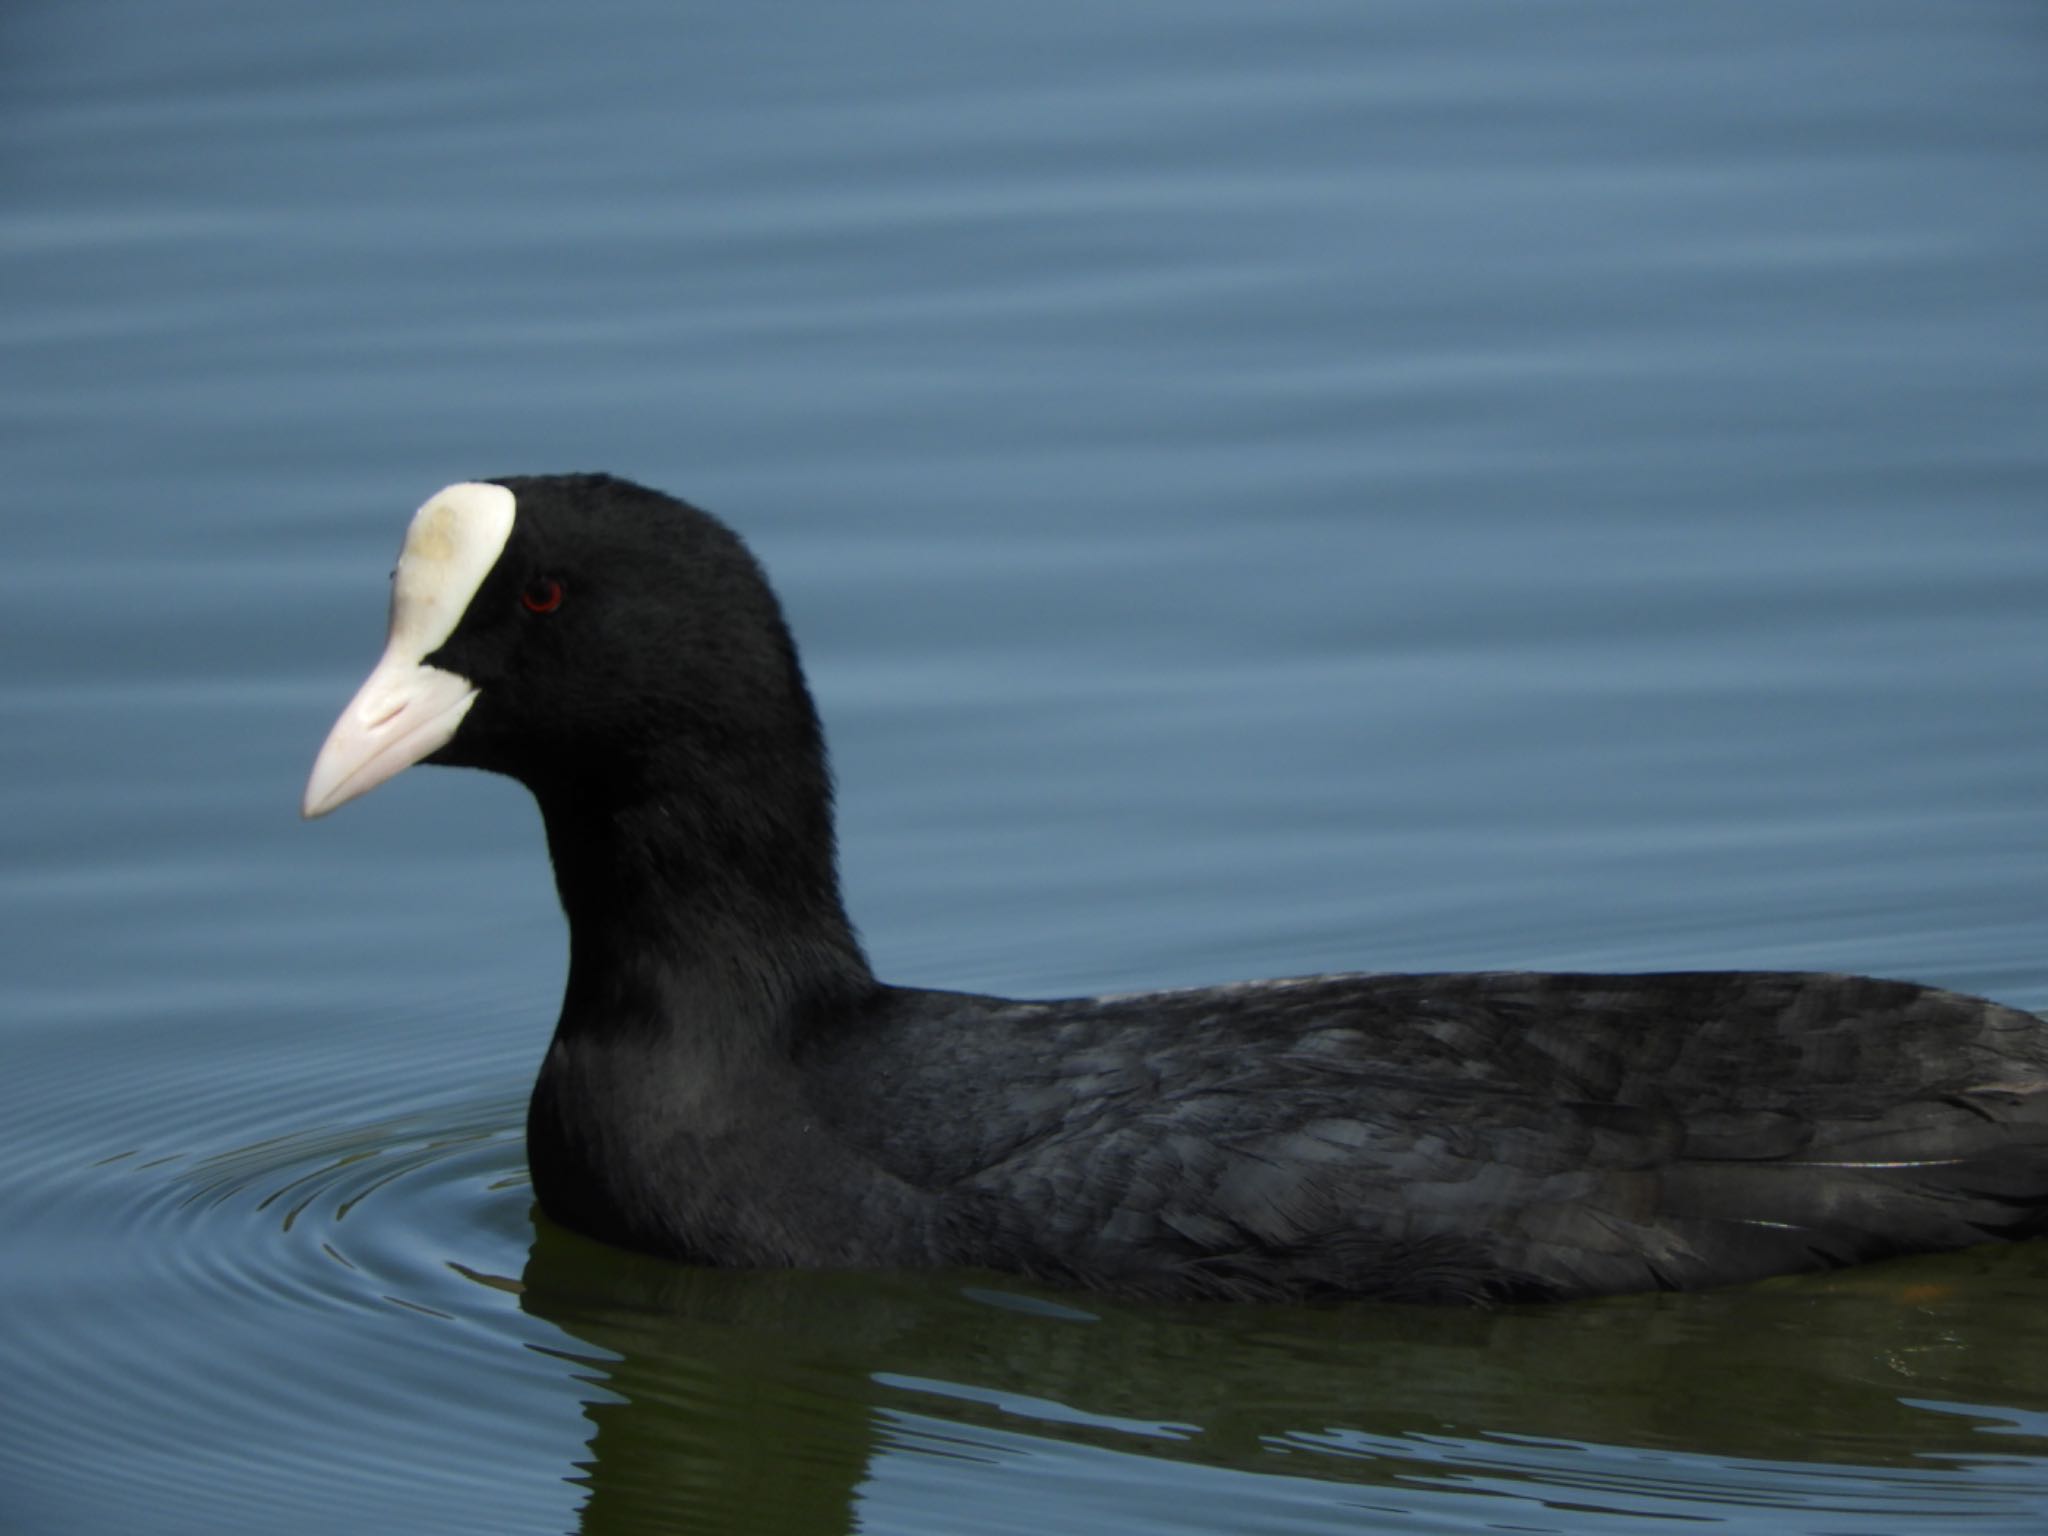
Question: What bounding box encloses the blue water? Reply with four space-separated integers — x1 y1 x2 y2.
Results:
4 2 2047 1532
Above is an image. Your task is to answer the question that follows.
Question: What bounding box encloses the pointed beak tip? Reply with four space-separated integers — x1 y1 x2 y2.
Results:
300 758 348 820
299 662 479 825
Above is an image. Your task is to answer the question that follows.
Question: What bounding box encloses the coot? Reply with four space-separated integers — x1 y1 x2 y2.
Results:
304 475 2048 1303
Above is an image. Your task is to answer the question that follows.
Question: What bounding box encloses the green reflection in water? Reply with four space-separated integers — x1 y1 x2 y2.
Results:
512 1218 2048 1535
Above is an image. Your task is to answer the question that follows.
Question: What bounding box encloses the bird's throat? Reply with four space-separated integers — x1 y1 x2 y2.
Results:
536 786 873 1060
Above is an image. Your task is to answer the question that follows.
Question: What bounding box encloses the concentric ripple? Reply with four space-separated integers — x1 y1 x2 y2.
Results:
165 1094 532 1324
0 1003 594 1536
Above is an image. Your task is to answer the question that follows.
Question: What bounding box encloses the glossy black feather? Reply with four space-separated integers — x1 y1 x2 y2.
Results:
408 474 2048 1304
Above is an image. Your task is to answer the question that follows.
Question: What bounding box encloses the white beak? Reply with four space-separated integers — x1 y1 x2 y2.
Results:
302 656 479 818
302 481 517 819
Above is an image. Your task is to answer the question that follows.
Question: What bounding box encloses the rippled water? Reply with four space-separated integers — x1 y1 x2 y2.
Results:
4 2 2047 1532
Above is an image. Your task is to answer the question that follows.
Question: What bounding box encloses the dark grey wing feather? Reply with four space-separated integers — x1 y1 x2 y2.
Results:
841 971 2048 1302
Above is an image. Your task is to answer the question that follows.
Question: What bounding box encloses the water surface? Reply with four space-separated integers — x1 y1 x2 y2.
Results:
4 2 2047 1532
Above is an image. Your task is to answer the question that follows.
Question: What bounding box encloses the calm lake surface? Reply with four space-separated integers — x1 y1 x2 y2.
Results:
4 2 2047 1532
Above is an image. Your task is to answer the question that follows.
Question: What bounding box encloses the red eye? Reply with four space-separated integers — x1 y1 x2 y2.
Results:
521 577 564 614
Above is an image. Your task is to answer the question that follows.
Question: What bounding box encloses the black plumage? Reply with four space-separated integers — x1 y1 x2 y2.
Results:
326 473 2048 1303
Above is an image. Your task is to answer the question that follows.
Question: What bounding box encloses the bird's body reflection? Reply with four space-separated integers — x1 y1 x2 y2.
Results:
509 1214 2048 1535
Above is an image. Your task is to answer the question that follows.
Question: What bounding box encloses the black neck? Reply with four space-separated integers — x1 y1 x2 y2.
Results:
537 770 874 1063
